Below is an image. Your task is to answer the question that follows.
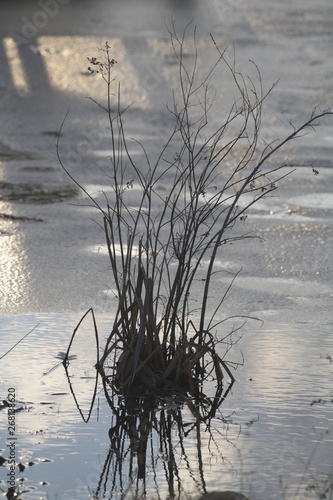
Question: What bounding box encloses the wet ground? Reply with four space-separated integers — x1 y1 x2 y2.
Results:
0 0 332 318
0 0 333 499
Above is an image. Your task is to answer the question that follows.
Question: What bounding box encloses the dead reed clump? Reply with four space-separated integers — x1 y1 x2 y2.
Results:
59 25 332 406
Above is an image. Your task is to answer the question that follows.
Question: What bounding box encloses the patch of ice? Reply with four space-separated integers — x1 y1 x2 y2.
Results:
289 193 333 209
249 211 315 221
88 243 140 258
235 276 332 297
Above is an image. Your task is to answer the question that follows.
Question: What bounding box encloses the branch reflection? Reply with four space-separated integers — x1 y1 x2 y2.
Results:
99 378 234 499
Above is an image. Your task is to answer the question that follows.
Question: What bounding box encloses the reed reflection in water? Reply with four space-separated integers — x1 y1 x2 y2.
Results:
63 326 241 500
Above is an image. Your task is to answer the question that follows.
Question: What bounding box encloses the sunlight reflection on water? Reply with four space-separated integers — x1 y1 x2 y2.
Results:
0 314 332 499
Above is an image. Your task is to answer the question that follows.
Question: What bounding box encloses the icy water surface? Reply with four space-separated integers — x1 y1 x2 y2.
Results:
0 314 332 499
0 0 332 498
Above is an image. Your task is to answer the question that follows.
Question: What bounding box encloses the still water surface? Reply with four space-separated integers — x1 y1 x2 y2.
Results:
0 313 332 499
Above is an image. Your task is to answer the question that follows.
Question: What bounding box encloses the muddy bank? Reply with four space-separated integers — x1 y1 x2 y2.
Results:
0 140 37 162
0 181 79 204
